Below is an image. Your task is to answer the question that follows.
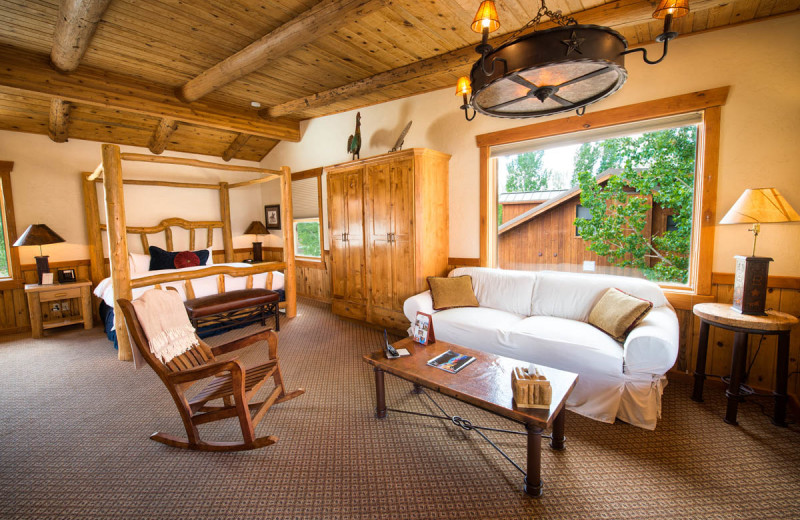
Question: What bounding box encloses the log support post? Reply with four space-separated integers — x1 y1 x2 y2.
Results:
82 171 105 320
102 144 133 361
280 166 297 318
219 182 234 262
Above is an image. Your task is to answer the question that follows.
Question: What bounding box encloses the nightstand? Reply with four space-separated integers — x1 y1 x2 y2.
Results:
24 279 93 338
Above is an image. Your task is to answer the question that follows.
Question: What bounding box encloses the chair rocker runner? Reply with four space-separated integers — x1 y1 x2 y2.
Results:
118 297 304 452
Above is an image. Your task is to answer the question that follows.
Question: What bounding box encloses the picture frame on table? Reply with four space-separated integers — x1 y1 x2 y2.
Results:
58 268 77 283
264 205 281 230
412 311 435 345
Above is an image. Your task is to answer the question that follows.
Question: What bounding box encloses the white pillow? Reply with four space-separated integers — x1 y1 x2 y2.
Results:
129 252 151 273
206 247 214 265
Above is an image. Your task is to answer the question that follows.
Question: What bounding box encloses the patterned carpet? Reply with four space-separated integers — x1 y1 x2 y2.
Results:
1 298 799 519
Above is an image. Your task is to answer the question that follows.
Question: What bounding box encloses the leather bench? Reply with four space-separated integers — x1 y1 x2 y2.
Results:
184 289 280 336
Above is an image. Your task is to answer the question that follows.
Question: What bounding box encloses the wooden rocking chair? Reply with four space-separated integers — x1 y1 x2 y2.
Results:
118 297 304 452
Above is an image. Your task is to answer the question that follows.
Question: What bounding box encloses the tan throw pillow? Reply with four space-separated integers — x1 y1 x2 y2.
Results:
427 275 479 311
588 288 653 342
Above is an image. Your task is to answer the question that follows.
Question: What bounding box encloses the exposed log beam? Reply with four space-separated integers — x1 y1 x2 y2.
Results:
222 134 251 162
265 0 728 118
51 0 113 72
48 98 72 143
0 44 301 142
147 118 179 154
177 0 387 103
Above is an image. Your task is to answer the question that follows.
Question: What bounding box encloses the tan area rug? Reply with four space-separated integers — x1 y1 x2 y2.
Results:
1 298 799 519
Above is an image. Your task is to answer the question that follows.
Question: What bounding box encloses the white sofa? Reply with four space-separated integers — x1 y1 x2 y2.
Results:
403 267 680 430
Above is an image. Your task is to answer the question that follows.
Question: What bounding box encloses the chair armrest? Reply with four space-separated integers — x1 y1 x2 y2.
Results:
403 290 436 322
623 306 680 375
167 359 243 385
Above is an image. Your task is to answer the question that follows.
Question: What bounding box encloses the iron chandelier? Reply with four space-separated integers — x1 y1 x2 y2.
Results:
457 0 690 120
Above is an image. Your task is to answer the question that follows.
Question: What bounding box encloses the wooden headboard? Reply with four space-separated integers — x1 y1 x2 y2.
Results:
98 217 224 254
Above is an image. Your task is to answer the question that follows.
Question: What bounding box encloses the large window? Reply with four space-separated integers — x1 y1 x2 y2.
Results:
477 88 729 302
0 161 20 286
495 116 699 285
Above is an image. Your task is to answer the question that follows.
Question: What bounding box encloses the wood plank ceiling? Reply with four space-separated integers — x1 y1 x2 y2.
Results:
0 0 796 161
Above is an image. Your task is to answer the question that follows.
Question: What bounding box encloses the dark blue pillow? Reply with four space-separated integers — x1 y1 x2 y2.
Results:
148 246 210 271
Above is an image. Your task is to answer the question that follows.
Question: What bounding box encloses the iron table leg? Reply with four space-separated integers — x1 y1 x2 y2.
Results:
374 367 387 419
550 409 566 450
724 331 749 425
692 320 710 402
773 332 790 427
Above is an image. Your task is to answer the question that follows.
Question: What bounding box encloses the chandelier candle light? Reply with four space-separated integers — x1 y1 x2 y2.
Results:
457 0 690 120
719 188 800 315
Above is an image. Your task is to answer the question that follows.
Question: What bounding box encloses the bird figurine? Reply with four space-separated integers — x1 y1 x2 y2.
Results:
347 112 361 160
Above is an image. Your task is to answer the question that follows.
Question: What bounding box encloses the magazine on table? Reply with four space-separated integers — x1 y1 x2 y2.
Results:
427 350 475 374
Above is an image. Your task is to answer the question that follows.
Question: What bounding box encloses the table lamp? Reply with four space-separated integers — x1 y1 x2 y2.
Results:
244 220 269 262
13 224 66 284
719 188 800 315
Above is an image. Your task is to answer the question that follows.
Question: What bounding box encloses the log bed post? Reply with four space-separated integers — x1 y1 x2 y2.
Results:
219 181 234 262
82 172 105 288
280 166 297 318
102 144 133 361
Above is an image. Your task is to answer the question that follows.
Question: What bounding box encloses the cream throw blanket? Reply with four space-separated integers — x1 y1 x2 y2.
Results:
131 289 198 364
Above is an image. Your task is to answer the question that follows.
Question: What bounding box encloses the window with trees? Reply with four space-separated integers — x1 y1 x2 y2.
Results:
477 88 729 299
291 169 324 261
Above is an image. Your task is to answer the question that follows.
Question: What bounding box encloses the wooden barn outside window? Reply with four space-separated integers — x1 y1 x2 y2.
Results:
476 88 730 309
0 161 21 288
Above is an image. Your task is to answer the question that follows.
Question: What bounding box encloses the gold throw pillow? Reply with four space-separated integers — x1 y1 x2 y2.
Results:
427 275 479 311
588 288 653 342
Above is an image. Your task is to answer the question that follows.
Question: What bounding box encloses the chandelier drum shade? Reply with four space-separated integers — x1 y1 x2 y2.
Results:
457 0 689 120
469 25 628 118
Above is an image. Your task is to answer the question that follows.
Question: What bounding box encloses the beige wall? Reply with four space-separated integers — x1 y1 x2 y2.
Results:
0 132 268 264
262 14 800 276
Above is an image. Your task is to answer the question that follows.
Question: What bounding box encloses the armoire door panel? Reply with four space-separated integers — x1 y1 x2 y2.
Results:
365 163 394 311
343 170 365 302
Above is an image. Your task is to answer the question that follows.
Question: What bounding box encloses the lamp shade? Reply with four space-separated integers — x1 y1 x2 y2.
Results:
13 224 65 247
455 76 472 96
471 0 500 33
244 221 269 236
652 0 690 19
719 188 800 225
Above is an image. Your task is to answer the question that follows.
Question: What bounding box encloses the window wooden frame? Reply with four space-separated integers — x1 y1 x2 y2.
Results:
0 161 21 289
291 167 326 269
475 87 730 307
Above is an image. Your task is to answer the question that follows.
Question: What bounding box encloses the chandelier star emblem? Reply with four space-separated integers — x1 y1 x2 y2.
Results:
561 31 585 56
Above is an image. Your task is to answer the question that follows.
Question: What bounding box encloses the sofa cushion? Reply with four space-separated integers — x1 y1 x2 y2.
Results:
428 275 479 310
589 288 653 342
531 271 668 322
429 307 525 352
507 316 624 377
449 267 538 316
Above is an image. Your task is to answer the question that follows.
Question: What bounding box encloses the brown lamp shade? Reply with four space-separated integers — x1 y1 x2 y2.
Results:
652 0 690 19
244 221 269 236
13 224 65 247
471 0 500 33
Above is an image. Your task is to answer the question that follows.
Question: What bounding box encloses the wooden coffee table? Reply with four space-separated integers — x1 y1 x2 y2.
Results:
363 338 578 497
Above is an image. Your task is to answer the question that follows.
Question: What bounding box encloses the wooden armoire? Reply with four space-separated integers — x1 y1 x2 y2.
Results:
326 148 450 330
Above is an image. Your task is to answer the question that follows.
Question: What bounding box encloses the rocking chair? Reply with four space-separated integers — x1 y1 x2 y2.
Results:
118 296 304 452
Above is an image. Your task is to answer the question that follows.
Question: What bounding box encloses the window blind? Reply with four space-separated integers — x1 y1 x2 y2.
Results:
292 177 319 219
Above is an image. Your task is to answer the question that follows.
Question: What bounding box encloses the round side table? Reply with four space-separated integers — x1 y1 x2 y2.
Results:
691 302 798 426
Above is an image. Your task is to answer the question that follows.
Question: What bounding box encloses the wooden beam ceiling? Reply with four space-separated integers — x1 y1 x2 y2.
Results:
51 0 113 72
222 134 252 162
48 98 72 143
178 0 388 103
147 118 179 155
265 0 731 118
0 44 301 142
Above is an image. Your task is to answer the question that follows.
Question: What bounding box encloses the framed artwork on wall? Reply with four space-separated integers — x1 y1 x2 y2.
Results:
264 205 281 230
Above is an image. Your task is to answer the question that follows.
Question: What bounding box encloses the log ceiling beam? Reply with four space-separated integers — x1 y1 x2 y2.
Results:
265 0 728 118
48 98 72 143
177 0 387 103
0 44 301 142
147 118 179 154
51 0 113 72
222 134 251 162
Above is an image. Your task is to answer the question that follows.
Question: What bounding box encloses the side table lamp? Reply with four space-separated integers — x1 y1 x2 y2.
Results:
244 220 269 262
13 224 66 284
719 187 800 315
